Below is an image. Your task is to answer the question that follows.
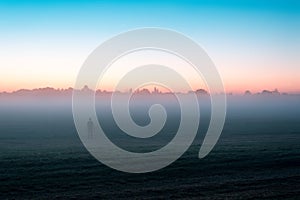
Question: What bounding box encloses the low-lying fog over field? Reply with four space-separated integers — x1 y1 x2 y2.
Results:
1 91 299 199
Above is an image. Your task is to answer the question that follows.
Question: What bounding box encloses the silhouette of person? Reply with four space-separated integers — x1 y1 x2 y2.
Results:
87 118 94 139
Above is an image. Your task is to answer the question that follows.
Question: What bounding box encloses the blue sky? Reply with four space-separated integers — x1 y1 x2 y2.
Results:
1 0 299 38
0 0 299 92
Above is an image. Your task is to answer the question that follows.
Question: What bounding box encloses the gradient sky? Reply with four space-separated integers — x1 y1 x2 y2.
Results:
0 0 299 93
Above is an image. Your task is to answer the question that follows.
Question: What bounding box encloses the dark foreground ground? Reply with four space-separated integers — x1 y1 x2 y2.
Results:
0 96 300 199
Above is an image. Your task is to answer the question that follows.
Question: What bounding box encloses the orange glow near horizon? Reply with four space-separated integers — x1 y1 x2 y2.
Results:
1 72 299 94
1 66 300 94
1 41 299 94
1 79 300 94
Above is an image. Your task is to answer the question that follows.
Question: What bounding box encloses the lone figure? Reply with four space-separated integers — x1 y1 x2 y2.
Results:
87 118 94 139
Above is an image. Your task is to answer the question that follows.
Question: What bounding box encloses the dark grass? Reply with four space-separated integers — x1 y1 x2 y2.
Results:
0 98 300 199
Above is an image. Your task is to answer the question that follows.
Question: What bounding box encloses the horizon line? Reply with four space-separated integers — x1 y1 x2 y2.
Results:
0 86 299 96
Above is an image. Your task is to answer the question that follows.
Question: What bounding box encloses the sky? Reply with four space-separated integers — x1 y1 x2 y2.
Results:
0 0 299 93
